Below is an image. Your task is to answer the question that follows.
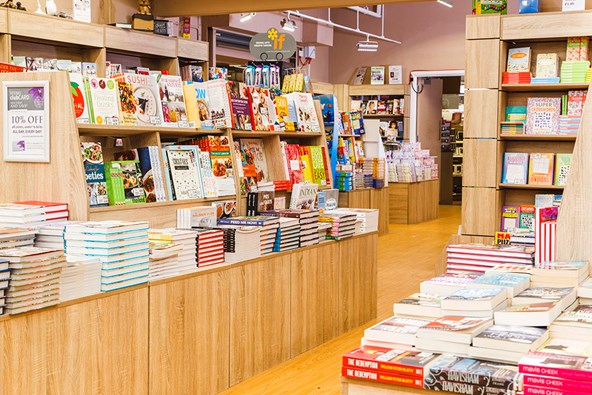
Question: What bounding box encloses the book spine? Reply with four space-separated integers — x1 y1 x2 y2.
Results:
524 385 590 395
524 375 592 393
341 367 423 389
341 356 424 377
520 364 592 383
426 380 512 395
427 368 517 391
217 219 266 226
148 146 167 202
161 148 175 200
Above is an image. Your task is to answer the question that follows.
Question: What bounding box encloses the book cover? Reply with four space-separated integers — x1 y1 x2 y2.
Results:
69 73 90 124
507 47 532 73
166 147 203 200
502 152 529 184
193 82 213 128
421 316 492 332
443 287 506 302
199 135 236 196
211 201 236 220
248 86 272 131
342 346 440 377
536 53 559 78
370 66 385 85
554 153 573 186
80 142 109 207
158 75 188 127
283 143 304 185
388 65 403 84
523 375 592 393
227 81 252 130
554 305 592 325
207 79 232 129
475 325 547 346
351 67 367 85
341 366 423 388
525 97 561 135
520 205 536 231
501 205 520 232
136 146 167 203
308 146 327 187
300 148 314 183
104 161 146 205
240 138 269 183
197 150 218 198
115 73 163 126
289 183 318 210
567 90 587 116
182 82 200 128
275 95 295 131
528 153 555 185
290 92 321 132
86 77 120 125
519 352 592 382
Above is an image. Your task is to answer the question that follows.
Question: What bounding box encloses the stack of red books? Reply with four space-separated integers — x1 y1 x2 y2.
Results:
502 72 532 84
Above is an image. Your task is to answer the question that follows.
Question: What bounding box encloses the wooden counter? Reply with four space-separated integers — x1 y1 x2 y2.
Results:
389 180 440 224
0 232 378 394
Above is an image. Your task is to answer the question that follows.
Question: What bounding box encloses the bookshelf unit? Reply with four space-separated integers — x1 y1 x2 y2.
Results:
462 11 590 239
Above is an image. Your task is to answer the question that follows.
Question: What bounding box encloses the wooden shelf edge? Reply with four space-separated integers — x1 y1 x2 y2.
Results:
498 183 565 190
500 83 590 92
499 134 577 141
231 130 323 138
77 124 225 137
89 196 230 213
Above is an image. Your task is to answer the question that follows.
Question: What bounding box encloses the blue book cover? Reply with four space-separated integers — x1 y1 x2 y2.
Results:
444 287 506 301
473 272 530 287
502 152 529 184
84 163 109 207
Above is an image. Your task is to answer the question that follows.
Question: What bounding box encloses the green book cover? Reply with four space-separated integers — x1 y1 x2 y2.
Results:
105 161 146 205
554 153 573 186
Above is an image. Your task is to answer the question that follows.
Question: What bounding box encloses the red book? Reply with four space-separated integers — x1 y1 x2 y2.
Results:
14 201 68 213
524 375 592 393
342 346 440 378
341 366 424 388
283 144 304 185
321 146 332 186
0 62 26 73
520 352 592 382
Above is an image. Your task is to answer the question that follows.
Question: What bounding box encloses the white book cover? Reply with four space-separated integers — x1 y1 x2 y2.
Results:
388 65 403 84
87 77 120 125
370 66 385 85
116 73 164 126
288 92 321 132
166 147 204 200
207 79 233 129
158 75 188 127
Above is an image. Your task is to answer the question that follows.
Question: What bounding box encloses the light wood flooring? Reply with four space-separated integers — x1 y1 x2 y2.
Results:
221 205 462 395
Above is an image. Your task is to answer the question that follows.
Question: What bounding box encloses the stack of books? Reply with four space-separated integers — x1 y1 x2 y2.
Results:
440 287 508 318
262 209 321 248
548 304 592 342
0 203 48 228
531 76 561 84
0 247 65 314
502 72 531 84
342 346 441 389
0 227 36 250
558 115 581 134
531 261 589 287
333 208 379 234
147 229 198 280
221 226 261 264
0 258 8 312
373 158 386 188
335 170 354 192
424 354 521 393
393 293 443 319
446 244 534 274
195 229 225 268
274 217 301 252
587 67 592 82
471 271 531 298
317 221 332 242
519 351 592 394
218 216 279 256
14 201 68 224
420 272 482 296
415 316 493 355
500 122 524 135
59 255 102 302
65 221 150 292
469 325 549 364
560 61 590 83
578 278 592 304
319 212 357 240
35 223 68 250
176 206 217 229
363 316 430 349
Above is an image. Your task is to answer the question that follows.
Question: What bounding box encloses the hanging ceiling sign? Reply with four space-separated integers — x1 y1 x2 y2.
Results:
249 28 297 61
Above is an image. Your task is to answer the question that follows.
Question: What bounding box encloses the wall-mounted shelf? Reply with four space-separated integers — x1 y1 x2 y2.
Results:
499 134 577 141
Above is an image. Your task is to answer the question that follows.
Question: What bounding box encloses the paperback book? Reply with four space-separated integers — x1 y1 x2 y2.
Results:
86 77 120 125
80 142 109 207
528 153 555 185
165 146 204 200
554 153 573 186
115 73 164 126
69 73 90 124
207 79 232 129
104 161 146 205
240 138 269 183
502 153 529 184
158 75 188 127
227 81 252 130
525 98 561 135
507 47 532 73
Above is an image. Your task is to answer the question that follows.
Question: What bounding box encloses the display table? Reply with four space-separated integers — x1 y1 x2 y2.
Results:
339 188 390 235
389 180 440 224
341 377 455 395
0 233 377 394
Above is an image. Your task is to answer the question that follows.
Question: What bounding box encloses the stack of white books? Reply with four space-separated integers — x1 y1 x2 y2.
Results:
0 227 36 250
415 316 493 356
333 208 379 234
148 228 198 280
317 222 332 242
549 304 592 342
14 201 68 224
0 203 47 228
59 255 102 302
274 217 300 252
419 272 482 296
261 209 320 248
393 293 443 319
472 271 531 298
195 228 224 268
220 226 261 264
446 243 534 274
362 315 430 350
440 287 508 318
468 325 549 364
64 221 149 292
530 261 589 287
35 222 71 250
0 247 66 314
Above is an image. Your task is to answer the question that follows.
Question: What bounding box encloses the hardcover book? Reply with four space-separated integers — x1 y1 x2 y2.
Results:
248 86 272 131
80 142 109 207
104 161 146 205
528 153 555 185
182 82 200 128
227 81 252 130
165 147 203 200
502 152 529 184
308 146 327 187
282 143 304 185
115 73 164 126
86 77 120 125
291 92 321 132
554 153 573 186
114 147 167 203
289 183 318 210
525 97 561 135
158 75 188 127
240 138 269 183
69 73 90 124
207 79 233 129
193 82 213 128
507 47 532 73
275 95 295 131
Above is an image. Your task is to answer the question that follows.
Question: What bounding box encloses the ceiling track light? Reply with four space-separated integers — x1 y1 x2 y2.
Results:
280 17 297 32
437 0 454 8
240 12 256 22
357 35 379 52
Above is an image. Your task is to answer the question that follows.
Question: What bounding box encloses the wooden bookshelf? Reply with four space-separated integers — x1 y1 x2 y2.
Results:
77 125 224 137
462 11 585 238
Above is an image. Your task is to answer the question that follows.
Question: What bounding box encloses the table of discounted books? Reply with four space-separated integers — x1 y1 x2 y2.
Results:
340 243 592 395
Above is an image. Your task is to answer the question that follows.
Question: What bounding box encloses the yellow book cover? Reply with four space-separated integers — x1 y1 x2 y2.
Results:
528 153 555 185
300 152 314 183
183 83 200 128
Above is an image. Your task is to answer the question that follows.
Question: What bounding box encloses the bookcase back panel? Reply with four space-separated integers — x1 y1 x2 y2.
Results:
0 72 88 219
502 189 543 206
11 39 90 61
503 41 568 76
106 52 177 75
506 91 565 107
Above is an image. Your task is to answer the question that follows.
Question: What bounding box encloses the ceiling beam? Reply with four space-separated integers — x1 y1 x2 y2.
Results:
153 0 429 17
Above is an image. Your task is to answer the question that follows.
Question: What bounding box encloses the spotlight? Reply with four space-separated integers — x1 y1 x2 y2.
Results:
240 12 256 22
437 0 453 8
357 37 379 52
280 17 297 32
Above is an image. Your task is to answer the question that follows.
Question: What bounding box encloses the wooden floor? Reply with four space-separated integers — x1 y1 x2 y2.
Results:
221 205 462 395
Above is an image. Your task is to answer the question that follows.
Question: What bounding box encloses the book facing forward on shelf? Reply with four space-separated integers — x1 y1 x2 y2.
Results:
502 152 529 185
554 153 573 186
525 97 561 135
507 47 532 73
86 76 120 126
165 146 204 200
528 153 555 185
535 53 559 78
157 75 188 127
80 142 109 207
114 73 164 126
104 161 146 206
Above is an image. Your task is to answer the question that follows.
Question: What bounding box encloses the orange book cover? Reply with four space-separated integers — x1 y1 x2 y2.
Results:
528 153 554 185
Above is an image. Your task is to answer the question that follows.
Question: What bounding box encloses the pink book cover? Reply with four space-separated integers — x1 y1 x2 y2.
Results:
524 375 592 393
524 385 589 395
567 90 587 117
519 352 592 382
284 143 304 184
525 98 561 135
